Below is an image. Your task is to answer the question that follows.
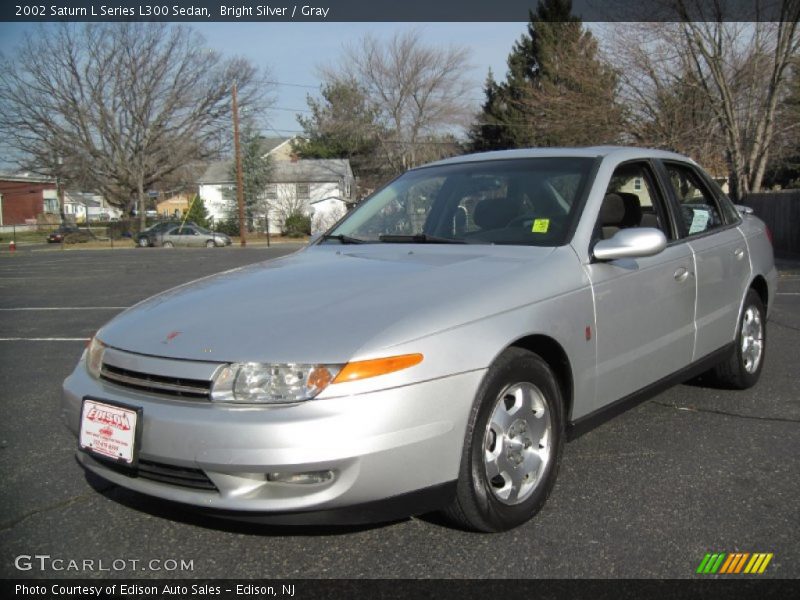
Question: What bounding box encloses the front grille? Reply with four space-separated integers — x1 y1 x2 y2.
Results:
100 363 211 399
94 456 218 491
137 459 217 490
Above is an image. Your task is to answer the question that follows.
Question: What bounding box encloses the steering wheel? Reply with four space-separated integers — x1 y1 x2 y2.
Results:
504 214 538 228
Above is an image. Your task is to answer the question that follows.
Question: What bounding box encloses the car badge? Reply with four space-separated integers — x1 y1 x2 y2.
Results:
163 331 182 344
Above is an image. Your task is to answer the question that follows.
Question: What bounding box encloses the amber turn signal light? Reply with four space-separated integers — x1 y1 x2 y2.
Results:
333 353 424 383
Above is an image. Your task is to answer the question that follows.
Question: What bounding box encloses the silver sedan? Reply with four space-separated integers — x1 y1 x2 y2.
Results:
62 147 776 531
151 225 231 248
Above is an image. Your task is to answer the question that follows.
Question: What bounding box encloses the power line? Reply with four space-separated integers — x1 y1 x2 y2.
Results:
265 80 319 89
272 105 313 114
267 79 485 104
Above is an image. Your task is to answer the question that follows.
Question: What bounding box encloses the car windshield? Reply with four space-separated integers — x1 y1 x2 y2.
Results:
327 157 596 246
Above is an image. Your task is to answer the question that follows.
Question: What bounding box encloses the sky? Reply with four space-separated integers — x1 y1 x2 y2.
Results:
0 21 531 141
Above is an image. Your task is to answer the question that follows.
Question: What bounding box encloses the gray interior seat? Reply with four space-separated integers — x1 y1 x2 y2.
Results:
600 193 643 239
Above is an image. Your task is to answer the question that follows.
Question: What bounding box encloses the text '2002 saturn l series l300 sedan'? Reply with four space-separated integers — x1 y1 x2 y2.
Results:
62 147 776 532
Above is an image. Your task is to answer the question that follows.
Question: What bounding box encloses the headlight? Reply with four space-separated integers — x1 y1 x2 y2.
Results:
211 363 341 404
86 337 106 379
210 353 424 405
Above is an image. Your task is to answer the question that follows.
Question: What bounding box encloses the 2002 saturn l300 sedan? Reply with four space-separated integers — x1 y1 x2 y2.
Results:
62 147 777 532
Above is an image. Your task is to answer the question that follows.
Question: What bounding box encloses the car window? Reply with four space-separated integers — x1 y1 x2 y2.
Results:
329 157 596 246
596 162 672 241
663 163 724 237
358 177 444 236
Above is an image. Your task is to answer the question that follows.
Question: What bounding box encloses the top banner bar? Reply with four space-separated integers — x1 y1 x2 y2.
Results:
1 1 794 22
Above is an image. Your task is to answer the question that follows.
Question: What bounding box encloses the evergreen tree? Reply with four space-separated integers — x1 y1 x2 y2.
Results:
293 78 386 190
469 0 622 150
184 194 209 228
224 123 273 229
469 70 517 151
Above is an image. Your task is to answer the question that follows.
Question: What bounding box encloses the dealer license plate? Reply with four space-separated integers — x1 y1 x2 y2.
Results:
79 398 141 465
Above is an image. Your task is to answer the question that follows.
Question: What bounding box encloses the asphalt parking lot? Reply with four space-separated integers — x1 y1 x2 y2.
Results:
0 245 798 580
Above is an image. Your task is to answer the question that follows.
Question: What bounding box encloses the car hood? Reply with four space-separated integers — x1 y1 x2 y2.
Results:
98 244 561 364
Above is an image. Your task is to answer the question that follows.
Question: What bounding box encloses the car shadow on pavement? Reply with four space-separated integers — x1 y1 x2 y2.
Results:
83 468 408 537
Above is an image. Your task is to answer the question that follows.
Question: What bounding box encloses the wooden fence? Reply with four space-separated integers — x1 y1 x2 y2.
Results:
742 190 800 257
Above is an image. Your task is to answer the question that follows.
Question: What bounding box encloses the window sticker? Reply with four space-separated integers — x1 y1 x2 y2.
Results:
688 209 710 234
532 218 550 233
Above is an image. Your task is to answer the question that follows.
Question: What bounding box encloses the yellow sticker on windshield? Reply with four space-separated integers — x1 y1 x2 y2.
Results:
532 218 550 233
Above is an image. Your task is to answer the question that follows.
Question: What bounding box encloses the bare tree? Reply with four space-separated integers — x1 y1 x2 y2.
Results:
323 30 473 174
609 1 800 198
608 24 728 173
0 23 269 227
271 185 309 230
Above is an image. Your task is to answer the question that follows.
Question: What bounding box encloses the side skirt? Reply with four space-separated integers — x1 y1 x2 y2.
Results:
567 343 735 441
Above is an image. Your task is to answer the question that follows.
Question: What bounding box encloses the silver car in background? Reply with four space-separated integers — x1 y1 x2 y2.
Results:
62 147 776 531
151 224 231 248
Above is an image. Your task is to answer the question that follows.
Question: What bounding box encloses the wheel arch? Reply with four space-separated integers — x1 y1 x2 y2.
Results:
507 334 574 422
749 275 769 311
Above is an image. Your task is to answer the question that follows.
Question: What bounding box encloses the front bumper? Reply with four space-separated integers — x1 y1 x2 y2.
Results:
62 360 482 518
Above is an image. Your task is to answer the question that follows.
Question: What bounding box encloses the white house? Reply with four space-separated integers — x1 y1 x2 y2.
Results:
197 137 356 234
63 191 123 223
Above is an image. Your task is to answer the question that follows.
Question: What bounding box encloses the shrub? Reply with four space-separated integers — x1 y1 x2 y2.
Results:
283 212 311 237
215 217 241 237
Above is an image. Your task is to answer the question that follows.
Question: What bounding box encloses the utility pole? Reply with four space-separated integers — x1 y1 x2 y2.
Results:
232 82 246 247
56 155 66 225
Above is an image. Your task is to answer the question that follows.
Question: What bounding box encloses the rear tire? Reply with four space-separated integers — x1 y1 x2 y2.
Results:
137 237 149 248
444 348 564 532
712 289 766 389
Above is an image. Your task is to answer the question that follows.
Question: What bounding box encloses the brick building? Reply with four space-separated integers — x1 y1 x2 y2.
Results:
0 174 57 226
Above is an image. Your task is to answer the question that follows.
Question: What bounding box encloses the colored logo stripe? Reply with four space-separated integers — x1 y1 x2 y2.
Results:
697 552 773 574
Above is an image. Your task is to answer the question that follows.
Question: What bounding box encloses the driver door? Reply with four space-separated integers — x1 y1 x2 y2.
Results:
586 161 696 410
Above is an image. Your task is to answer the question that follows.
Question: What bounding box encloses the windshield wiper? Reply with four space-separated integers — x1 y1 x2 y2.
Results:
378 233 466 244
321 234 367 244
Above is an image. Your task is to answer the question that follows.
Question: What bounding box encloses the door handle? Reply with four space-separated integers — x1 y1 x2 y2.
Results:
674 267 690 282
734 248 745 260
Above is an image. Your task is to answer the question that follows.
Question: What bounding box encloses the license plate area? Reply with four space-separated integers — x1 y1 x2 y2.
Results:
79 397 142 468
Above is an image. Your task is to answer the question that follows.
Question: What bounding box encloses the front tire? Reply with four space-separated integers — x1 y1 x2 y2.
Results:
712 289 766 389
206 240 215 248
444 348 564 532
162 241 174 248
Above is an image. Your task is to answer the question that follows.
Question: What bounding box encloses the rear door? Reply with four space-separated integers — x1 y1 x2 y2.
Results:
658 161 750 359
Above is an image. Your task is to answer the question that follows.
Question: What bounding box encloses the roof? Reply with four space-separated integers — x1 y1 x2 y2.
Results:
197 160 231 184
424 146 696 168
0 172 55 184
271 159 353 183
258 137 291 155
198 137 293 184
64 192 102 207
199 158 354 185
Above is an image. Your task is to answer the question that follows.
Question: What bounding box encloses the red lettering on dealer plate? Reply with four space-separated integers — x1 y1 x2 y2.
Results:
86 406 131 431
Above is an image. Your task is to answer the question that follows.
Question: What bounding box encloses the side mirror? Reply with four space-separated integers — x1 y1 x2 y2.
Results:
593 228 667 261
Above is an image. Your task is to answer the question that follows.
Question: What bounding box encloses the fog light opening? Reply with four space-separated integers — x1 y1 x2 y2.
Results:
266 470 334 485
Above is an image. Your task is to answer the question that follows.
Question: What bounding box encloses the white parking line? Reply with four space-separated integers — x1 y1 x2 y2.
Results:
0 307 128 311
0 337 90 341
